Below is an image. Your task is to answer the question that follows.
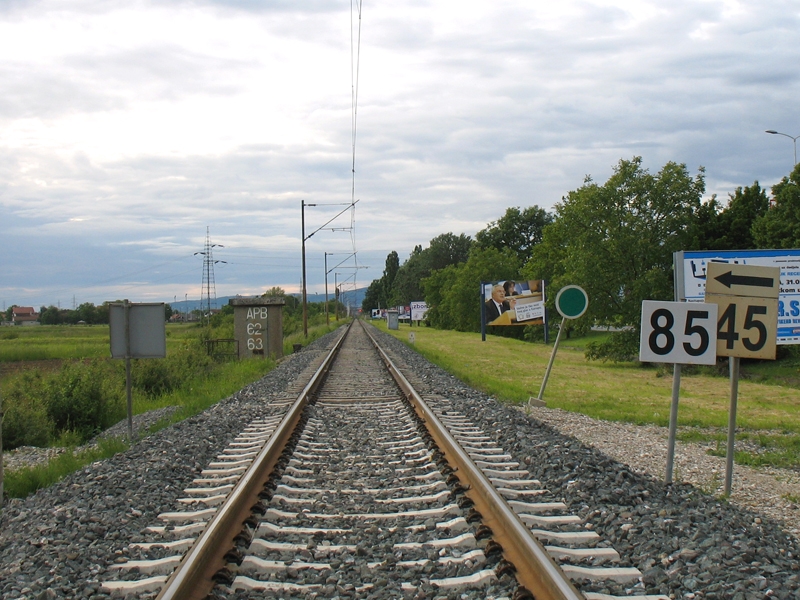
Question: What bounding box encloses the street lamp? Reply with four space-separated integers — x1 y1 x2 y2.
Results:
765 130 799 167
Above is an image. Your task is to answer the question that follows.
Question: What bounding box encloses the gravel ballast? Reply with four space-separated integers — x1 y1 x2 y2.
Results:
2 323 799 599
0 333 339 600
371 325 800 600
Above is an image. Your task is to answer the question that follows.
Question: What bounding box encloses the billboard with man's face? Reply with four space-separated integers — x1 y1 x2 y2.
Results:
482 280 545 326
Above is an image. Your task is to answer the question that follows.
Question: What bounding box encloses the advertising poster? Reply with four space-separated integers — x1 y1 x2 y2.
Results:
410 301 428 321
675 249 800 345
482 280 545 326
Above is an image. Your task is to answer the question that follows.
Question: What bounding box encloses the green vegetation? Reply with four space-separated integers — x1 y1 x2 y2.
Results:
1 296 344 498
376 321 800 470
0 323 196 362
363 159 800 362
3 437 129 499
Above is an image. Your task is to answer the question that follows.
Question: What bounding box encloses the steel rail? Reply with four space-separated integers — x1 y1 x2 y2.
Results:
155 321 352 600
362 320 583 600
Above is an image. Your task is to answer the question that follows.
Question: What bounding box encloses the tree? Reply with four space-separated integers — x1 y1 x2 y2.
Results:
390 233 473 305
76 302 98 324
361 251 401 312
752 164 800 249
383 250 400 297
423 246 520 332
425 232 473 271
688 182 769 251
264 286 287 298
361 279 384 313
528 157 706 360
39 306 63 325
476 206 553 264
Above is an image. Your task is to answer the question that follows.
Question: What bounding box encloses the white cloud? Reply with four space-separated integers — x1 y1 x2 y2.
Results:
1 0 800 308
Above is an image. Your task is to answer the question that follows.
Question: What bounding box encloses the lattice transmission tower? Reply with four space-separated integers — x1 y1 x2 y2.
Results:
194 227 225 325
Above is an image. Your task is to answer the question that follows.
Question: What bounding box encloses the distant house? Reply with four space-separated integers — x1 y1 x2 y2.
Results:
12 306 40 326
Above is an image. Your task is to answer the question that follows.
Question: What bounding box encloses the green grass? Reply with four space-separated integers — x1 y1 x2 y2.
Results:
282 321 344 357
0 323 198 362
375 320 800 470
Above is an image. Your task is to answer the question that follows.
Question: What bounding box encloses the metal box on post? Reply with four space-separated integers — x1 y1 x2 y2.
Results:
230 297 286 358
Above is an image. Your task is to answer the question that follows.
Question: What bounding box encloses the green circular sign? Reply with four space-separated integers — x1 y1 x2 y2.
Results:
555 285 588 319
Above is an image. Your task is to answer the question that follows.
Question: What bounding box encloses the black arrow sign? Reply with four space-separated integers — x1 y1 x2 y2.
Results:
714 270 775 289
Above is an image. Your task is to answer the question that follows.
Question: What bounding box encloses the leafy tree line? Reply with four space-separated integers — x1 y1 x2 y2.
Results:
6 302 176 325
363 157 800 360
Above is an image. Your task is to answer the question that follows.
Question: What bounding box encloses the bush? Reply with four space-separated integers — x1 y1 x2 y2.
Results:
168 340 214 381
45 361 123 440
585 328 639 362
131 340 215 398
3 372 53 449
132 359 178 398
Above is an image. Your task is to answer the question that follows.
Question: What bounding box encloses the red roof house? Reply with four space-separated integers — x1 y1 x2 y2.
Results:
11 306 39 325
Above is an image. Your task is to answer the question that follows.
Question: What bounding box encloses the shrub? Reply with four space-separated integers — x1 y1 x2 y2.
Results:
585 329 639 362
130 340 214 398
168 340 214 382
2 372 53 449
45 361 123 440
132 359 177 398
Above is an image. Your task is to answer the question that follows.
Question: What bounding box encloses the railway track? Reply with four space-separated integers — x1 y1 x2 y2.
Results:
100 321 669 599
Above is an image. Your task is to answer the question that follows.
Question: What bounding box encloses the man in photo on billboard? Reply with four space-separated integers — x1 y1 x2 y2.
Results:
485 284 515 323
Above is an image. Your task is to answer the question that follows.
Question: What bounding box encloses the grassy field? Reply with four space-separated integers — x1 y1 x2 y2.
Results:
0 323 196 364
375 320 800 470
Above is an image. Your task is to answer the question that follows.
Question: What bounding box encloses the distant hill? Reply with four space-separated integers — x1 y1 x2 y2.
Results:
168 288 367 313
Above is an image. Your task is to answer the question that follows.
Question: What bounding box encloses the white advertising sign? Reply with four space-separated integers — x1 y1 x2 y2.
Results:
515 301 545 323
410 301 428 321
639 300 718 364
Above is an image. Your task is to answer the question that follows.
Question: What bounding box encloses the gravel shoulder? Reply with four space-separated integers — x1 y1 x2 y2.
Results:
526 406 800 540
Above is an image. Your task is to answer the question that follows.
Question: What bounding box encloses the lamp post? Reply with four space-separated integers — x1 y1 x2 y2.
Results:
765 130 799 167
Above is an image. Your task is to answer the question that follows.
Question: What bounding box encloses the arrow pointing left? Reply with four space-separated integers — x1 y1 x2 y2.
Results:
714 270 775 290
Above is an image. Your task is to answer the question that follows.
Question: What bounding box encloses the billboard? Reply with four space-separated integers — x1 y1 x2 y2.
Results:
675 249 800 345
410 301 428 321
482 280 545 326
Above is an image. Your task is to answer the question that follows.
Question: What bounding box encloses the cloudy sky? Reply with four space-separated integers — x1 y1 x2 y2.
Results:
1 0 799 310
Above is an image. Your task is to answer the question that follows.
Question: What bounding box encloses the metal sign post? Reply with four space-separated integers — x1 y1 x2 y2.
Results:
109 302 166 441
639 300 718 483
666 363 681 484
534 286 588 404
704 262 780 495
125 301 133 440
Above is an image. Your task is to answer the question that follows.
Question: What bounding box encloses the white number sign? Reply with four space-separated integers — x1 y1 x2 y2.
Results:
639 301 718 364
